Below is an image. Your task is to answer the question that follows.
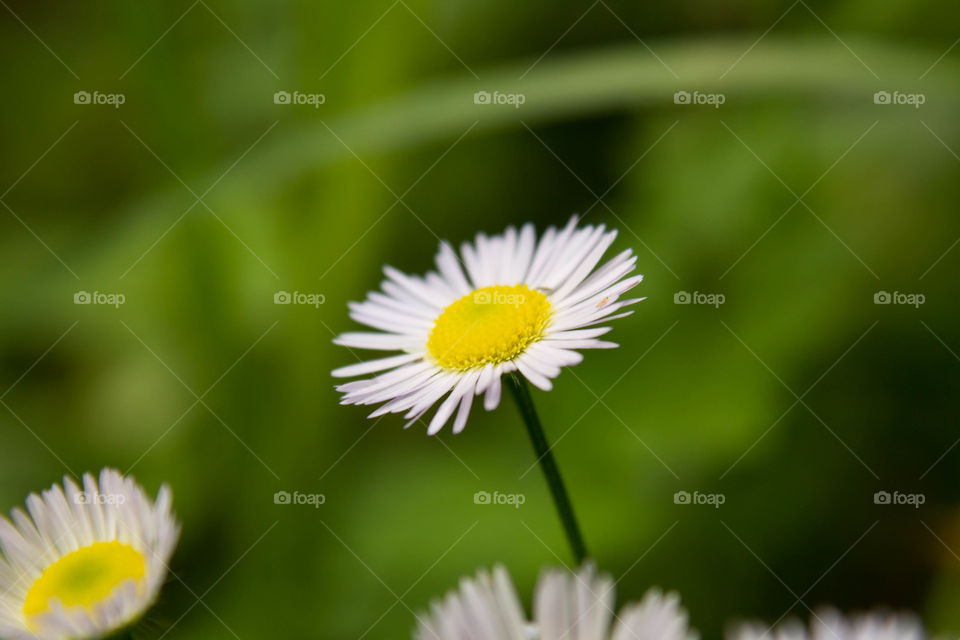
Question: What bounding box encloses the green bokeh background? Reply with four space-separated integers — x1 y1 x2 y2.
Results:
1 1 959 638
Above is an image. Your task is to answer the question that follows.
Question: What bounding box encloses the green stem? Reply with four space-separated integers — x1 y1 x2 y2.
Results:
507 374 588 564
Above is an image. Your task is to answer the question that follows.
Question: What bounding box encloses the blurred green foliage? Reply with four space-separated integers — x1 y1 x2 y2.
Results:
1 1 959 638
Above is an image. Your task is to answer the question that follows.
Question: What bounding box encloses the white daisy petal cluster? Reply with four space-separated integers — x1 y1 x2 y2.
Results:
333 217 644 435
415 563 696 640
729 609 925 640
0 469 180 640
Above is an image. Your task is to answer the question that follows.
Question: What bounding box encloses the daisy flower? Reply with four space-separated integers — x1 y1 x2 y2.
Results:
332 217 644 435
415 562 696 640
729 609 924 640
0 469 180 640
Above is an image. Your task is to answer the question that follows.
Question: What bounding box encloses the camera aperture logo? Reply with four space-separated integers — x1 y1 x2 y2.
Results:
873 91 924 108
74 290 126 308
274 490 325 508
873 490 924 508
874 291 924 308
73 90 125 109
473 291 525 307
674 291 725 308
674 490 725 508
73 491 126 505
473 90 526 109
473 490 525 508
674 90 725 108
274 90 326 108
274 290 325 308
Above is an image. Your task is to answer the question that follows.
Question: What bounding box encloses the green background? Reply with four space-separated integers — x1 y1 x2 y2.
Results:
1 1 958 638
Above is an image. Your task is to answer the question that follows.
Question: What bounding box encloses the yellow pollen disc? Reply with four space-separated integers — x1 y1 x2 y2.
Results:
23 541 146 621
427 284 551 371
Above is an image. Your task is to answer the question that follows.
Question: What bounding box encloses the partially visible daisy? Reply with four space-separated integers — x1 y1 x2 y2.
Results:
0 469 180 640
333 217 644 435
415 562 696 640
729 609 925 640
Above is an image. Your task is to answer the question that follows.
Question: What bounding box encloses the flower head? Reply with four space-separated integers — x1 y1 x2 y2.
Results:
0 469 180 639
728 609 924 640
415 563 695 640
333 218 644 434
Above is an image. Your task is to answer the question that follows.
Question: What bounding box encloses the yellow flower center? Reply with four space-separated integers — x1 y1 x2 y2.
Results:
23 541 146 624
427 284 551 371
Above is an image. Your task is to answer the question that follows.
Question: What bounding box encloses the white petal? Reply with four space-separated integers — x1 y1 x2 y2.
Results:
333 331 421 351
516 357 553 391
527 216 577 287
348 302 431 334
415 566 528 640
545 327 612 341
542 338 618 350
542 225 612 295
484 371 502 411
518 349 562 379
514 223 537 283
451 392 474 434
383 265 452 309
475 363 496 395
436 241 473 296
554 250 637 310
428 371 480 435
535 564 614 640
526 342 584 368
331 352 422 378
611 589 693 640
367 291 437 320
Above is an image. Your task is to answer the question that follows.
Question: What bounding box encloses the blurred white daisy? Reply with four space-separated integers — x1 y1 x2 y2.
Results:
415 563 696 640
729 609 925 640
0 469 180 640
333 217 644 434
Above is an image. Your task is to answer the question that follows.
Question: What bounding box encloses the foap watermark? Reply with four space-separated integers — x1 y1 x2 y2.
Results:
473 490 525 508
274 490 325 508
74 90 125 108
274 291 325 308
874 291 924 308
73 491 126 505
873 91 925 108
74 290 125 308
473 90 526 108
474 291 524 307
674 291 725 308
674 90 725 108
274 90 326 108
874 490 924 508
674 490 725 508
